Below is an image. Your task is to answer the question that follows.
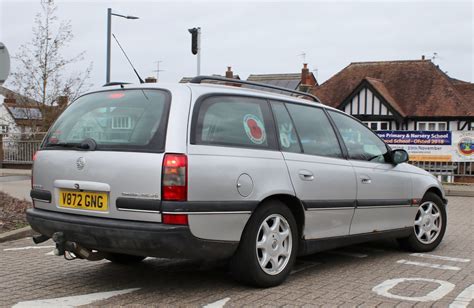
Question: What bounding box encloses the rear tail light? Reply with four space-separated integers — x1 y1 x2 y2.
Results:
162 214 188 225
162 153 187 201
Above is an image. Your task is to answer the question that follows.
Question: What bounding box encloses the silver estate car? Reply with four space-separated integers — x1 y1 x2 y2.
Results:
27 76 447 287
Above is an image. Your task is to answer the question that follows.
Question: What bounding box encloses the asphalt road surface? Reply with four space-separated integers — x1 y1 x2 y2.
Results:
1 196 472 307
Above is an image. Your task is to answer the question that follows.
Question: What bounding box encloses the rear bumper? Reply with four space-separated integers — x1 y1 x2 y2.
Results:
26 208 238 260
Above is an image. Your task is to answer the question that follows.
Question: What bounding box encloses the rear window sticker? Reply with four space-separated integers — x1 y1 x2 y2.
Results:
279 123 294 148
243 114 266 144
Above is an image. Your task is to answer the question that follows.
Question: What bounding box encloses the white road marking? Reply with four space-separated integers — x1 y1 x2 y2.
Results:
410 253 471 263
4 245 55 251
373 278 455 302
328 251 368 258
203 297 230 308
290 262 320 275
397 259 460 271
449 284 474 308
45 250 55 256
12 288 140 308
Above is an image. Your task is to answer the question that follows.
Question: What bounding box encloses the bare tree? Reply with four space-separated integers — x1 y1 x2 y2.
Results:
7 0 92 131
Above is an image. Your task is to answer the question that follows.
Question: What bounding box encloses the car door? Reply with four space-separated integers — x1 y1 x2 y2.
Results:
327 110 416 234
271 101 357 239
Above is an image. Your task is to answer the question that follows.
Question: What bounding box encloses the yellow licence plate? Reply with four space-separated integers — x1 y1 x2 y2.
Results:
59 190 108 212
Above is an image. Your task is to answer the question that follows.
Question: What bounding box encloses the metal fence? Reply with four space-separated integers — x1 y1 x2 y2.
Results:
1 133 46 164
409 161 473 182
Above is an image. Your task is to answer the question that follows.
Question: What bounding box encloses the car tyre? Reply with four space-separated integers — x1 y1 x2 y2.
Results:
106 253 146 264
398 192 447 252
230 200 298 287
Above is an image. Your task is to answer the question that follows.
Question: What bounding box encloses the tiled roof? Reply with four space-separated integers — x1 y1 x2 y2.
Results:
451 78 474 106
365 77 406 116
246 73 302 94
0 86 43 121
0 86 38 105
313 60 473 117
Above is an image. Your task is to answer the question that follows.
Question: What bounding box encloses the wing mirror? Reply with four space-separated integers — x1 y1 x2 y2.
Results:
391 149 409 164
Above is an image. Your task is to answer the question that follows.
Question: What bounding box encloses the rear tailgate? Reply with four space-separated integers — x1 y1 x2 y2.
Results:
33 150 163 222
32 88 172 223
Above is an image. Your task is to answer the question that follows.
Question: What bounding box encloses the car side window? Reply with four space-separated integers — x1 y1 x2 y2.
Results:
328 111 389 162
194 96 276 149
285 103 343 158
270 102 302 153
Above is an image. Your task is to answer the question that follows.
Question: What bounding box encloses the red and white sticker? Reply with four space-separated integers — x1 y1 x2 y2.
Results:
243 114 266 145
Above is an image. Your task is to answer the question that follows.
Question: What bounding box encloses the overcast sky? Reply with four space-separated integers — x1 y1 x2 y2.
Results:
0 0 473 89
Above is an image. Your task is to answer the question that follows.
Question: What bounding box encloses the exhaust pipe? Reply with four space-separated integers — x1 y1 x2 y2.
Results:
51 232 105 261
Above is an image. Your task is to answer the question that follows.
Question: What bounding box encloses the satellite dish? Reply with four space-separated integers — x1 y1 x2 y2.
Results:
0 42 11 85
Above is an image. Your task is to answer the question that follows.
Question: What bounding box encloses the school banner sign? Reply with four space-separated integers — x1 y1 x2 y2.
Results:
376 131 473 162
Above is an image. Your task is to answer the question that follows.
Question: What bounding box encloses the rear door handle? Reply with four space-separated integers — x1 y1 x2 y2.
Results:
361 177 372 184
298 170 314 181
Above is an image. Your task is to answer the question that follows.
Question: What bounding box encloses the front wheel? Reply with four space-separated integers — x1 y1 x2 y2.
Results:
398 192 447 252
230 200 298 287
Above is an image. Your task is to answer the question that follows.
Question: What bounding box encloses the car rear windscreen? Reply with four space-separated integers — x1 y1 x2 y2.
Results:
43 89 171 152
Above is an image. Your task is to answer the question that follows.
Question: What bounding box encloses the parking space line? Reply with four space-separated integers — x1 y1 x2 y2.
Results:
328 251 368 258
410 253 471 263
45 250 55 256
449 284 474 308
203 297 230 308
373 278 456 302
397 259 461 271
12 288 140 307
4 245 55 251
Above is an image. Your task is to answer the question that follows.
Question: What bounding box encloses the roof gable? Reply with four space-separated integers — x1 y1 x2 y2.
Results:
339 78 403 118
313 60 473 117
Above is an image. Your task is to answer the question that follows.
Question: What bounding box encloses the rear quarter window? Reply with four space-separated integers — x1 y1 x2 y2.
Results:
192 95 277 150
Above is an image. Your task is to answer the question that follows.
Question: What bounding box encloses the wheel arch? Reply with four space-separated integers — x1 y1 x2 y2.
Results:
424 186 446 205
258 194 306 240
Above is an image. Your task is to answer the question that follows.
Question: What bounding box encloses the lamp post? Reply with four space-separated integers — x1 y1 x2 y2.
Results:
106 8 139 84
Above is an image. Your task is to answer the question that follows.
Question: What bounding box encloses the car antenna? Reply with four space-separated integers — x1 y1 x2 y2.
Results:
112 33 145 84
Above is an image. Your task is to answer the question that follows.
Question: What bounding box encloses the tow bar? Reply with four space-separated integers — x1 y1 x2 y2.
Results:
45 232 105 261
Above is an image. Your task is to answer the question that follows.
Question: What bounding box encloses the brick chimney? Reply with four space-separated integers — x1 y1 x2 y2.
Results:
145 76 157 83
225 66 233 79
3 98 16 105
301 63 309 85
422 55 426 60
299 63 311 93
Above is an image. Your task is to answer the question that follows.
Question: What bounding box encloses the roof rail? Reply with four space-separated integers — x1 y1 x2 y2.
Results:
189 75 321 103
102 82 131 87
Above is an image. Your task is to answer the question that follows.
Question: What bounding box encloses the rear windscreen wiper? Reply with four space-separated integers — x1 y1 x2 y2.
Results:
45 142 81 148
45 140 96 150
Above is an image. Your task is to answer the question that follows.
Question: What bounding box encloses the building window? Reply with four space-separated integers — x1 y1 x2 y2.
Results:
417 122 447 131
0 125 8 133
112 116 132 129
363 121 390 131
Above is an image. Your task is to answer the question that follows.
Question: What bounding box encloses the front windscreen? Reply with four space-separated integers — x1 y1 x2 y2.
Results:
43 89 170 152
